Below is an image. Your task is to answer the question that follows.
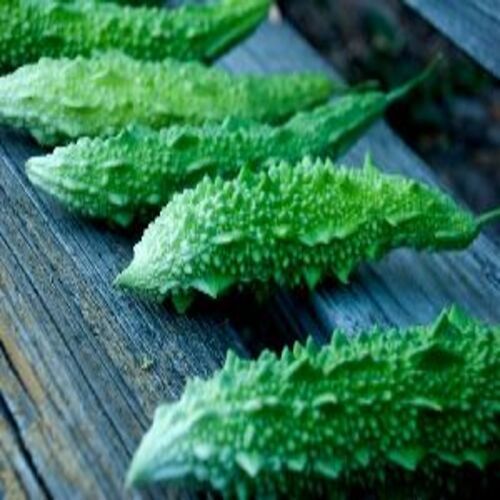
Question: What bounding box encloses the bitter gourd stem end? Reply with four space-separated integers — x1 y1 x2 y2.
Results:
477 207 500 228
387 53 443 104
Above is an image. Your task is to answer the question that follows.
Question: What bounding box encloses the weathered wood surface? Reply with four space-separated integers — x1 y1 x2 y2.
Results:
404 0 500 79
1 16 500 500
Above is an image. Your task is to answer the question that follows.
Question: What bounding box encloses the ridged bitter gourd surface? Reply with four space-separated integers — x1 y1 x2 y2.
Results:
127 307 500 498
116 156 498 311
0 51 335 145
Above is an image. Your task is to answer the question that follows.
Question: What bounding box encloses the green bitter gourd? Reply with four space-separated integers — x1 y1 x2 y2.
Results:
25 71 427 226
115 156 500 312
0 51 335 145
0 0 271 73
127 307 500 498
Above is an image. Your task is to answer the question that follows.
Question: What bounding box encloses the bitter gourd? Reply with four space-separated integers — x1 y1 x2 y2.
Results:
0 51 335 145
25 73 424 226
115 156 500 311
127 307 500 498
0 0 271 73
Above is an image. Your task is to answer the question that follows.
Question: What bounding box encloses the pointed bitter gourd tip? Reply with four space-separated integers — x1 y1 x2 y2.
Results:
25 157 48 187
477 207 500 228
124 452 147 490
113 267 135 290
125 440 155 489
115 264 176 305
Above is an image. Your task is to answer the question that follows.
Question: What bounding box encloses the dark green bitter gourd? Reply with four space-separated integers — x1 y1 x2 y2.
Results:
0 51 335 145
25 67 433 227
127 307 500 498
115 156 500 312
0 0 271 73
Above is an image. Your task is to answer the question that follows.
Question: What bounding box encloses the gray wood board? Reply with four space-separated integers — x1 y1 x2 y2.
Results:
404 0 500 79
1 19 500 499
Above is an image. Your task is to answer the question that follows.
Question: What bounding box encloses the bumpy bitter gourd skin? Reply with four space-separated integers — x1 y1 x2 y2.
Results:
115 156 493 311
0 0 271 73
25 89 399 226
0 52 335 145
127 307 500 498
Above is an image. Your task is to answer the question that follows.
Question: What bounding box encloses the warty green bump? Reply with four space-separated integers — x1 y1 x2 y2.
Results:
0 0 271 73
25 82 413 226
0 51 335 145
127 307 500 498
115 156 497 311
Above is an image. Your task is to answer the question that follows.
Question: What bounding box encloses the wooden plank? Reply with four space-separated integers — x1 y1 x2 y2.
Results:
404 0 500 79
1 17 500 499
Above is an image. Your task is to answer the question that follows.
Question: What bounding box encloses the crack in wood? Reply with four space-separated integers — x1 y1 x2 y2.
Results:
0 342 51 499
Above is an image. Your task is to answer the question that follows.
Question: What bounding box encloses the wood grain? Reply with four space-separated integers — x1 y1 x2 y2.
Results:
1 16 500 500
404 0 500 78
